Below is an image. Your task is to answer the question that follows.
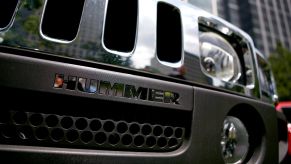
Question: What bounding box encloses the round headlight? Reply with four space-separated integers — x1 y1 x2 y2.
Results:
199 32 241 82
221 116 249 164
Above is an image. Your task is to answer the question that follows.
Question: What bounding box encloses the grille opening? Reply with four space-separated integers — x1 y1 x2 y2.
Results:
168 138 178 147
1 110 186 151
129 123 140 134
122 134 133 145
95 132 107 144
0 0 19 30
90 119 102 131
29 113 43 126
153 126 163 136
2 125 16 138
134 135 144 147
103 120 115 132
18 126 33 140
117 122 128 134
146 136 156 147
0 87 190 152
61 117 73 129
75 118 88 130
13 111 27 125
157 137 167 147
2 88 190 128
35 127 49 140
174 128 183 138
80 131 93 143
45 115 59 127
40 0 85 42
51 128 64 141
108 133 120 145
103 0 138 53
164 127 174 137
141 124 152 135
157 2 182 64
66 130 79 143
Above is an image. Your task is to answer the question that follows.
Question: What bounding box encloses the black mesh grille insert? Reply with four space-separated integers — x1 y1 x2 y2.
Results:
103 0 138 53
0 87 190 152
157 2 182 63
40 0 85 42
0 111 185 152
0 0 19 30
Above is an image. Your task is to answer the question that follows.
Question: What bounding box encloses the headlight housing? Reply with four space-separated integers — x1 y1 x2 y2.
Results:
199 32 241 83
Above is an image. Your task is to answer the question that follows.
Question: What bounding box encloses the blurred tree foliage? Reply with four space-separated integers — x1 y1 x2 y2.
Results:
269 43 291 101
23 15 39 34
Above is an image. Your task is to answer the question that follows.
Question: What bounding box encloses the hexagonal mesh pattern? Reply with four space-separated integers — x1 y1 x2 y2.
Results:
0 111 185 152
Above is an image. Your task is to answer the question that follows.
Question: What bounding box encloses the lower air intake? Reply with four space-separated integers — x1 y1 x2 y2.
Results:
0 110 185 152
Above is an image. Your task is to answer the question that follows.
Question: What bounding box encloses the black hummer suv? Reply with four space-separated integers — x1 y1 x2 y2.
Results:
0 0 282 163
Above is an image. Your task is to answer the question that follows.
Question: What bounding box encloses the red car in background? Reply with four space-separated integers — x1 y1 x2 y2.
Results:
276 101 291 161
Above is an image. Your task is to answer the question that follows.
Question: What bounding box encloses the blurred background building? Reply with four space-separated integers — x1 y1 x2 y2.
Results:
186 0 291 57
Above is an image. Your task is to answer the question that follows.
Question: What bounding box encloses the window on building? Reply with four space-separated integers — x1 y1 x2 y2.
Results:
268 0 273 7
283 0 290 13
277 0 282 10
